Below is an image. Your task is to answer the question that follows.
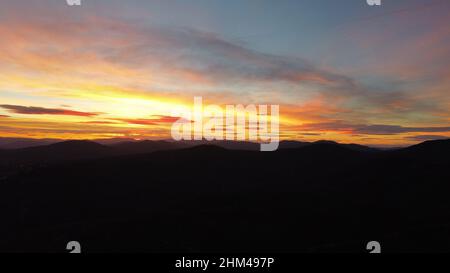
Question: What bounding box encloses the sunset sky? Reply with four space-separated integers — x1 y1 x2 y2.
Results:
0 0 449 146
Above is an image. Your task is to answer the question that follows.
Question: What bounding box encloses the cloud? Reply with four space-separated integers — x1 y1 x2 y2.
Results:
299 133 322 136
114 119 158 126
354 125 450 135
405 135 450 141
0 105 99 117
299 122 450 135
81 121 119 125
113 115 187 126
168 29 356 88
149 115 184 123
0 13 357 96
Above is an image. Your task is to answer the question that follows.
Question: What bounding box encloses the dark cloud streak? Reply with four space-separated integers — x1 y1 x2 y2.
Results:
0 105 99 117
300 122 450 135
405 135 449 141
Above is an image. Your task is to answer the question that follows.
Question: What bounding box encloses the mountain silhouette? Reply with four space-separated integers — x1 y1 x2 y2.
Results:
0 140 186 168
113 140 187 155
0 139 379 166
182 144 229 152
278 140 310 149
0 139 448 253
0 137 60 149
0 140 114 165
399 139 450 158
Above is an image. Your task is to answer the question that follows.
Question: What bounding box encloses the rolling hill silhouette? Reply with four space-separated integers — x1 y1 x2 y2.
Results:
0 139 379 168
0 140 115 165
113 140 188 154
396 139 450 159
0 139 448 252
0 137 60 149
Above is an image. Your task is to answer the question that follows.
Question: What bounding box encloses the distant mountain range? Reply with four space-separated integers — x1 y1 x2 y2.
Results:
0 138 449 252
0 138 446 173
0 137 137 149
0 138 384 168
0 137 389 150
0 138 60 149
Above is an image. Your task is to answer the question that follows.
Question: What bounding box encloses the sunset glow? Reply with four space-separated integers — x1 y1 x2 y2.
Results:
1 0 449 146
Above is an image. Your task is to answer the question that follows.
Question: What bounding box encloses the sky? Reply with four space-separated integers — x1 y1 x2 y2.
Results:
0 0 449 146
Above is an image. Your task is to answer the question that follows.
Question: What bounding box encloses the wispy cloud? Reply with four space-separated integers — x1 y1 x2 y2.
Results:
404 135 449 141
0 13 357 100
0 105 100 117
113 116 185 126
299 122 450 135
81 121 120 125
354 125 450 135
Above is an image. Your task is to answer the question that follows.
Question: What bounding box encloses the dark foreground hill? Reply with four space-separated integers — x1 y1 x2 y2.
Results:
0 139 449 252
0 139 263 166
0 139 375 170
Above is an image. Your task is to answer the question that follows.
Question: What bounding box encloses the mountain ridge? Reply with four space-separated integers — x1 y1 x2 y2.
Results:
0 139 447 177
0 138 448 252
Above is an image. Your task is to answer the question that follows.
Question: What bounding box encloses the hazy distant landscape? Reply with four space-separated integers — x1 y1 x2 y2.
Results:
0 138 449 252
